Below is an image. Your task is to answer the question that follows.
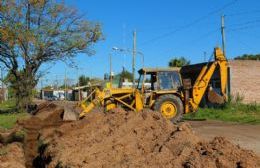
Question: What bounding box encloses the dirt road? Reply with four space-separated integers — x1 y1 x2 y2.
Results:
188 120 260 154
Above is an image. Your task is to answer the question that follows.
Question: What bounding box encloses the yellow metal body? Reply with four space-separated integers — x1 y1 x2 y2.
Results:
160 101 177 119
186 47 227 113
79 87 143 118
78 47 228 120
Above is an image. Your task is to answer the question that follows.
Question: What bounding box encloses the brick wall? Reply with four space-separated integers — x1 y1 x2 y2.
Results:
229 60 260 103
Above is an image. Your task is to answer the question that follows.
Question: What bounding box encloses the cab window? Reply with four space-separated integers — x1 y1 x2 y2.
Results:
137 74 144 90
158 71 181 90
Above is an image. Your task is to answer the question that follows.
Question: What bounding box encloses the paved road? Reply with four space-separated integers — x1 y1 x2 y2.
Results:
188 120 260 155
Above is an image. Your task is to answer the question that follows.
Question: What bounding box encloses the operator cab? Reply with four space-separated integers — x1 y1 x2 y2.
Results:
137 68 182 91
137 68 182 106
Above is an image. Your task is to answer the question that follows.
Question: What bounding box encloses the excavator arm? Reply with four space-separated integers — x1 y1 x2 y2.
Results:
187 47 228 113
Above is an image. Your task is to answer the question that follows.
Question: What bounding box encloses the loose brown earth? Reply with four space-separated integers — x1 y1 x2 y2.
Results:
0 103 260 168
189 120 260 155
0 142 25 168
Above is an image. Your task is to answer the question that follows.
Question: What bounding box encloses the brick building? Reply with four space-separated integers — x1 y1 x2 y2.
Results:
229 60 260 104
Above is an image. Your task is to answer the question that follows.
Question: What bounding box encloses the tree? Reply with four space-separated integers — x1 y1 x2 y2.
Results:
234 54 260 60
42 85 52 90
116 69 133 82
0 0 102 110
78 75 90 86
168 57 190 67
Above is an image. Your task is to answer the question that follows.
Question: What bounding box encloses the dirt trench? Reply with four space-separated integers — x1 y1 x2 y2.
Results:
17 103 66 168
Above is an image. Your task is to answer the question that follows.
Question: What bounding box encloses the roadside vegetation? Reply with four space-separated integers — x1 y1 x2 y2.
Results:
0 113 29 129
0 99 16 113
184 101 260 124
0 99 29 129
234 54 260 60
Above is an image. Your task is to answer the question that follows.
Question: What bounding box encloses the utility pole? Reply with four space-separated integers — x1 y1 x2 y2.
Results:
109 53 112 88
40 79 43 99
221 15 226 57
132 30 136 88
122 24 126 70
64 68 67 101
204 52 207 62
55 75 58 89
221 15 231 101
0 68 3 103
77 68 80 101
40 79 43 90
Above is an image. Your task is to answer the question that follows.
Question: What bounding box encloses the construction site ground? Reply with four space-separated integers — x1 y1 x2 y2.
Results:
189 120 260 155
0 102 259 168
53 100 260 155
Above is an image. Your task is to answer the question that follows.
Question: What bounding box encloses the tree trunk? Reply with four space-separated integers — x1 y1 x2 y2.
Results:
10 70 37 112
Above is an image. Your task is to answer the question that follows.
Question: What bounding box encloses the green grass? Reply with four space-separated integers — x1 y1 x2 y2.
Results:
0 100 31 129
0 113 29 129
0 99 16 113
0 99 25 129
184 103 260 124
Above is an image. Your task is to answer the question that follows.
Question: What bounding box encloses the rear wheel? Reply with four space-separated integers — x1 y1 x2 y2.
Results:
154 94 184 123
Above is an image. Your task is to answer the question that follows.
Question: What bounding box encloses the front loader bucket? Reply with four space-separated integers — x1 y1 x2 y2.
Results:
63 105 81 121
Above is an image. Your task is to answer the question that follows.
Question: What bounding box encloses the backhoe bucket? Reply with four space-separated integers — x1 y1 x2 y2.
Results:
63 105 81 121
208 89 225 104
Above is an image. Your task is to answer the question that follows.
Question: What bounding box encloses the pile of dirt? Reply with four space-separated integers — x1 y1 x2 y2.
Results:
0 142 25 168
0 124 26 168
35 108 260 168
1 103 259 168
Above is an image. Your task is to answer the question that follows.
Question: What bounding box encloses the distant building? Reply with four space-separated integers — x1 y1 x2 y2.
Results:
229 60 260 104
41 89 73 101
72 85 88 101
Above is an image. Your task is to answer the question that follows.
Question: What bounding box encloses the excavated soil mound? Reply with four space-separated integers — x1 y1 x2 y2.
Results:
2 103 259 168
35 108 260 168
0 142 25 168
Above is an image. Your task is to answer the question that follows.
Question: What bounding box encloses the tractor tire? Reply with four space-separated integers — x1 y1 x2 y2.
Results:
154 94 184 123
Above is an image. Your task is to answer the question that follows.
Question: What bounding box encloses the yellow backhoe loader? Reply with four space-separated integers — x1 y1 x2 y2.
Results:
64 47 228 122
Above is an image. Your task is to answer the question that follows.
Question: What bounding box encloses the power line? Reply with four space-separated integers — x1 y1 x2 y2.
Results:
228 33 256 51
229 30 260 39
227 19 260 27
179 28 219 47
151 27 220 64
227 24 260 32
226 10 260 17
139 0 239 46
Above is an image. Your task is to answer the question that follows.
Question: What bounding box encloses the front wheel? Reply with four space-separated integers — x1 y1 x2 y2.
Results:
154 94 184 123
